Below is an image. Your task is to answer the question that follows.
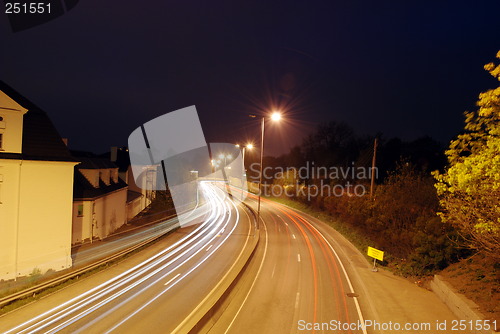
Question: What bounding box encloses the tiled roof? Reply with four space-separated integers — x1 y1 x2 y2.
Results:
0 81 75 162
100 148 130 172
72 153 128 200
126 190 143 203
72 151 118 169
73 168 128 200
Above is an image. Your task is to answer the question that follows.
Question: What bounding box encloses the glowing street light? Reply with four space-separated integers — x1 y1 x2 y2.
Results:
218 153 232 166
235 143 254 175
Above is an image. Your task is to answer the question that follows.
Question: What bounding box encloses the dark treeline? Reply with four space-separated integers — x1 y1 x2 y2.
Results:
248 121 466 276
247 121 447 184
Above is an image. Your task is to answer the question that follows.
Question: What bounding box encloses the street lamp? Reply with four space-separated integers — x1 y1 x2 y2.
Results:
235 143 254 176
218 153 232 167
236 143 254 200
256 111 281 228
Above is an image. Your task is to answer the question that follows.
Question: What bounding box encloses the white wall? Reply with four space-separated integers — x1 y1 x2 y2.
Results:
93 188 127 239
0 91 27 154
0 159 76 280
72 188 127 244
126 195 143 221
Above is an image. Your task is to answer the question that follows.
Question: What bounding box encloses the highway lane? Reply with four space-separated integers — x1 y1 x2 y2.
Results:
0 181 255 334
207 192 366 334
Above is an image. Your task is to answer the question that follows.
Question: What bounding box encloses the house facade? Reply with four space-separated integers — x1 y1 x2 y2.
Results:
110 146 156 220
72 154 128 244
0 81 77 280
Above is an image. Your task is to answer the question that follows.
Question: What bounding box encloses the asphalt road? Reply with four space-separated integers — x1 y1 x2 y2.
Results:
1 182 456 334
206 192 366 334
0 181 255 334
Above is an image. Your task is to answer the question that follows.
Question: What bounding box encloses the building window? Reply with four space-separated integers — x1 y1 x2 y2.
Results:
77 204 84 217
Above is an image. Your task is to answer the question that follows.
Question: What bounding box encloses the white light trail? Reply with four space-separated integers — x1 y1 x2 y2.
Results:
3 182 240 334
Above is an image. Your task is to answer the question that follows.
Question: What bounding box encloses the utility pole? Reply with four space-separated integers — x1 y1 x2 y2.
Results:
370 137 378 199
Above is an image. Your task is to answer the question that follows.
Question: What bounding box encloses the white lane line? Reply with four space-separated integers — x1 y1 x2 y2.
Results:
172 194 251 334
295 292 300 309
6 183 225 334
223 215 269 334
304 218 368 334
51 183 233 334
297 254 301 262
103 186 242 334
292 234 296 240
206 244 213 252
164 273 181 286
284 222 288 226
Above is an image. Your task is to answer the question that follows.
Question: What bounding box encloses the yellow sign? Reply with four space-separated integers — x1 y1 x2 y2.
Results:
367 246 384 261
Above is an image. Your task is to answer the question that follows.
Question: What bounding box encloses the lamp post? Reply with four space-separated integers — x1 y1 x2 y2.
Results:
255 112 281 229
236 143 254 176
236 143 254 200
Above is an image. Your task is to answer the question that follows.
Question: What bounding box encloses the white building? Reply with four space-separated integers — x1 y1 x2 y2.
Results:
110 147 156 220
72 154 128 244
0 81 77 280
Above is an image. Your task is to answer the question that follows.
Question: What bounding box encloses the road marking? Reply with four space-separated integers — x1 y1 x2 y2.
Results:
206 245 213 252
224 215 269 334
304 216 368 334
292 234 296 239
271 263 276 278
297 254 301 262
295 292 300 309
164 273 181 286
284 222 288 226
5 182 237 334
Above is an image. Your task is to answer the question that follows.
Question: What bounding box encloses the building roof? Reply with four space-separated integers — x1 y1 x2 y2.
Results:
72 153 127 200
127 190 143 203
0 81 75 162
73 168 128 200
101 147 130 172
71 151 118 169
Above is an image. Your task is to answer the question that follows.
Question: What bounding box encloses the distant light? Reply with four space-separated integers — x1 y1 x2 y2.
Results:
271 112 281 121
219 154 225 159
247 144 254 149
235 144 240 148
227 154 233 160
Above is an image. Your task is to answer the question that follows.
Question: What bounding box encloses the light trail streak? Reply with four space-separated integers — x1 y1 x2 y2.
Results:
3 181 241 334
72 188 239 334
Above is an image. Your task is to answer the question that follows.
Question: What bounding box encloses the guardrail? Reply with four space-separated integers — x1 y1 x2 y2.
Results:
0 215 180 309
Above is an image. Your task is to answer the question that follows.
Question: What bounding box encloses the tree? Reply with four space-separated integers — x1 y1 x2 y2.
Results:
434 51 500 259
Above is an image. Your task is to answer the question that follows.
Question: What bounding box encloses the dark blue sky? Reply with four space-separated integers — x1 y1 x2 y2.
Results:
1 0 499 156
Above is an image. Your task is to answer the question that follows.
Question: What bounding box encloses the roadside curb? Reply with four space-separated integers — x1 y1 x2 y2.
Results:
188 232 259 334
173 202 260 334
431 275 497 334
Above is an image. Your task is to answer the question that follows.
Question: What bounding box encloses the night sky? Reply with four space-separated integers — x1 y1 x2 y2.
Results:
1 0 499 157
